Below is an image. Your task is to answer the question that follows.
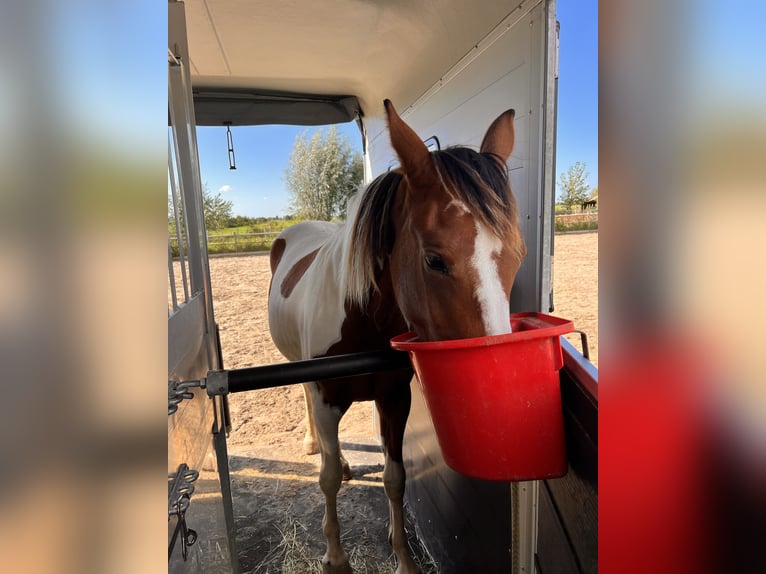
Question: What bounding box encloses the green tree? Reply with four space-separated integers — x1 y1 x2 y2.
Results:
557 161 591 209
168 183 233 232
284 127 363 220
203 186 233 230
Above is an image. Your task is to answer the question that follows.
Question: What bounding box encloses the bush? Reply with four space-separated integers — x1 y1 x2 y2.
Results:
555 219 598 233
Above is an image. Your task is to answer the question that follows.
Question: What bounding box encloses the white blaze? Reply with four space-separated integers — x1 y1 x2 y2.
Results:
470 222 512 335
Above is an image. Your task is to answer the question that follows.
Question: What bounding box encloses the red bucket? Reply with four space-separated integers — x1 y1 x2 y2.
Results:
390 312 573 481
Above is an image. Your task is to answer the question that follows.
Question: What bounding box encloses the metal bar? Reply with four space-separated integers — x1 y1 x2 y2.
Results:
168 239 178 311
168 57 206 300
214 323 232 435
168 47 181 67
512 480 539 574
168 45 221 373
226 122 236 170
540 0 558 314
168 139 190 302
515 5 557 573
224 350 413 395
212 416 239 572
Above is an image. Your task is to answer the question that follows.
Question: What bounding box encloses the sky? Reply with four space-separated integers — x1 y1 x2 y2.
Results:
195 123 363 219
194 0 598 218
555 0 598 198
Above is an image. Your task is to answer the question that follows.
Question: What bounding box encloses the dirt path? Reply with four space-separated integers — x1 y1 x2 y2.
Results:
205 231 597 572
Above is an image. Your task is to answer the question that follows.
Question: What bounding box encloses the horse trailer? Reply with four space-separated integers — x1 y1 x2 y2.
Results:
168 1 597 572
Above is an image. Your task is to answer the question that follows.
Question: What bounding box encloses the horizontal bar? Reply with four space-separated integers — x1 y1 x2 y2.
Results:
225 349 413 394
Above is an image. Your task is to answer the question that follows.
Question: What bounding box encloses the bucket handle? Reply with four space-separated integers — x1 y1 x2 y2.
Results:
571 330 590 360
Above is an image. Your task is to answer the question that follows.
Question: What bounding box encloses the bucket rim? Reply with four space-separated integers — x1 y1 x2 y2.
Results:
390 312 573 351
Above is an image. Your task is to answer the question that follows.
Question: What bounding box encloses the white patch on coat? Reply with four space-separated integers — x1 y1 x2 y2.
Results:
470 222 512 335
268 221 349 360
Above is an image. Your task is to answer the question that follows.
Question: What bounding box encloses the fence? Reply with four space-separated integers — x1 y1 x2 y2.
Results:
170 231 281 257
554 212 598 232
171 214 598 257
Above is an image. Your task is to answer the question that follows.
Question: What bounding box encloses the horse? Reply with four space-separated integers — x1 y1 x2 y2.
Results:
268 99 526 574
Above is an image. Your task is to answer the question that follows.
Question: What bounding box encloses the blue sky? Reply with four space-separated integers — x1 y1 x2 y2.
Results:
196 123 363 218
195 0 597 218
555 0 598 198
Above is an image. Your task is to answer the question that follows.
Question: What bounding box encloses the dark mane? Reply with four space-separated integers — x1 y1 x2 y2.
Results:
433 147 517 238
346 170 403 306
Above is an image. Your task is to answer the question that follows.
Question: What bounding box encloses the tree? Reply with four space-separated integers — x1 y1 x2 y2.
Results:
557 161 591 209
284 127 363 220
168 183 233 232
203 186 233 230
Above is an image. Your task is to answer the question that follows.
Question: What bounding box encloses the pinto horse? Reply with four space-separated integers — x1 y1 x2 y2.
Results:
268 100 526 574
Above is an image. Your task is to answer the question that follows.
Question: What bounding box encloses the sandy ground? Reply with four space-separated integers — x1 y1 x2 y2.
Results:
196 230 598 573
551 232 599 367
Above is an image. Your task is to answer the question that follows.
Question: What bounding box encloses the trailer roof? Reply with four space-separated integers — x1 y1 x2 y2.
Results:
180 0 525 125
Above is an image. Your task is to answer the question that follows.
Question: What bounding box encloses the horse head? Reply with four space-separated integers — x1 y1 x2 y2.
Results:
384 99 526 342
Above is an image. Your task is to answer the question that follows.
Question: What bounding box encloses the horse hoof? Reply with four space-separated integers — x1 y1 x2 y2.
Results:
341 460 352 481
321 558 353 574
303 437 319 455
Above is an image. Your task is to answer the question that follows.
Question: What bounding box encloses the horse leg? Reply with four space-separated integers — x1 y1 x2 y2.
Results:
340 451 352 481
311 387 353 573
302 383 319 455
305 382 352 479
377 393 421 574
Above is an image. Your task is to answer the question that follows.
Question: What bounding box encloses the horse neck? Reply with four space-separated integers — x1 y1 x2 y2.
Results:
363 260 408 341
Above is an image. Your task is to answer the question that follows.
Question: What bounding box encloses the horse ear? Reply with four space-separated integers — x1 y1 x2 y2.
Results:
480 109 515 163
384 99 436 186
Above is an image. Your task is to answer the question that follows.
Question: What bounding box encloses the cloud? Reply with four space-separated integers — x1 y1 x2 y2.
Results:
218 185 232 193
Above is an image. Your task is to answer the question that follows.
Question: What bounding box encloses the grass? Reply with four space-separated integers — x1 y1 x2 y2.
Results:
208 225 253 236
209 219 302 235
555 220 599 233
170 217 307 257
171 213 597 257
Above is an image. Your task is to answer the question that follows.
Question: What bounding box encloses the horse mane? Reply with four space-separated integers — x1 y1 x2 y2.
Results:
433 147 518 236
344 146 523 308
345 170 403 308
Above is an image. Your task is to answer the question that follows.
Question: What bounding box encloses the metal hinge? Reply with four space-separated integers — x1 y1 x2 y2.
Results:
168 463 199 561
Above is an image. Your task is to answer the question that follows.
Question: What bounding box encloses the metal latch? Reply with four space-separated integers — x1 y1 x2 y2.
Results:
168 380 202 415
168 372 230 415
168 463 199 561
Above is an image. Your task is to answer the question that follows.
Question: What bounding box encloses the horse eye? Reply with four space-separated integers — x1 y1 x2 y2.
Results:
425 254 449 275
